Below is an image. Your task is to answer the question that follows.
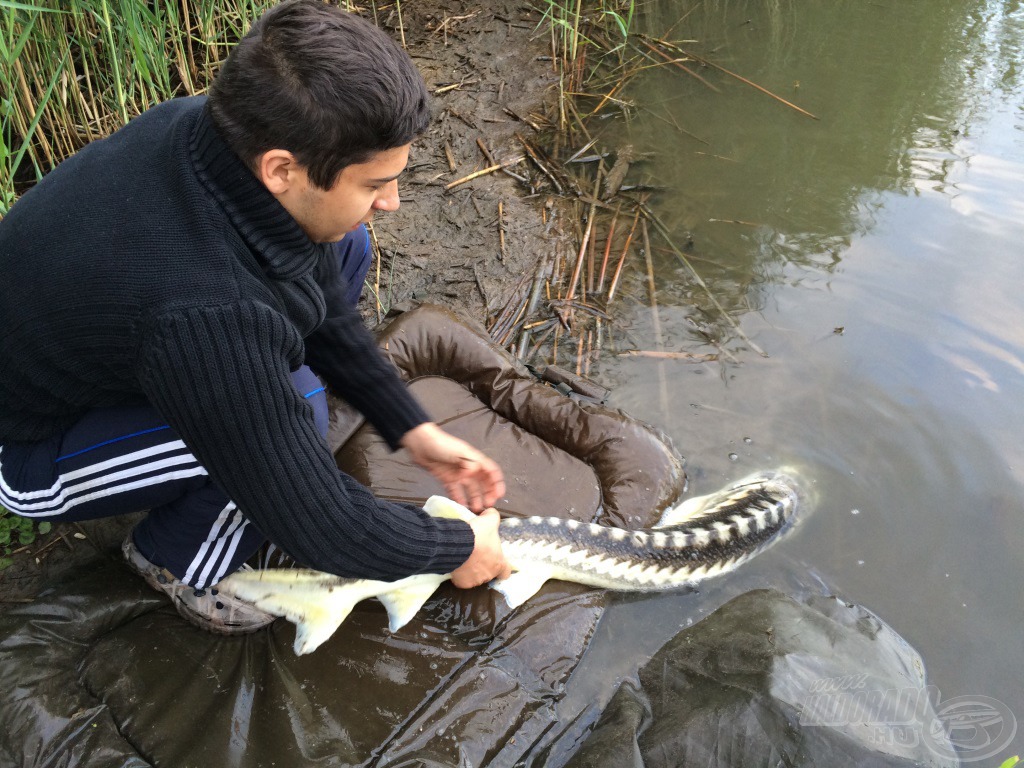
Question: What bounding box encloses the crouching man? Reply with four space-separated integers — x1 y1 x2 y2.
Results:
0 0 509 632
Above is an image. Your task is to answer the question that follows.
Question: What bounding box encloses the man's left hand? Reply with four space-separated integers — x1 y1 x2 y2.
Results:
400 422 505 512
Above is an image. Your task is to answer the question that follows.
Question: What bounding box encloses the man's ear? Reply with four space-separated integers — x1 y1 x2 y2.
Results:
256 149 303 196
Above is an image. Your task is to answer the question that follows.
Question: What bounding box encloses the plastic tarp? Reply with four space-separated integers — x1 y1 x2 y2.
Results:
0 305 687 767
564 589 960 768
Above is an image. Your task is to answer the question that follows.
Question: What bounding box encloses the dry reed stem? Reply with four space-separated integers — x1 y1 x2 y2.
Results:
618 350 718 361
606 209 641 301
642 217 670 417
367 222 384 323
639 39 721 92
565 170 602 302
444 156 524 190
596 201 621 292
669 42 819 120
516 133 564 194
644 205 769 358
497 200 506 260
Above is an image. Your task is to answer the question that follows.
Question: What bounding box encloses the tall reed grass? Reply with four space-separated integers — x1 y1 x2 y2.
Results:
535 0 638 132
0 0 275 215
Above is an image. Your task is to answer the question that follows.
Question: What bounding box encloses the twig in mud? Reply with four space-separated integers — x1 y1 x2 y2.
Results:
643 204 769 358
641 218 663 343
504 106 544 132
443 141 457 171
566 137 600 164
597 201 622 291
472 265 489 311
447 107 478 130
618 350 719 362
394 0 406 48
434 79 479 94
476 138 529 183
524 317 557 331
587 215 597 295
606 209 642 301
497 200 506 261
637 39 720 92
590 80 626 115
430 11 480 45
565 170 602 302
574 195 623 213
488 272 533 343
444 156 525 190
548 298 611 320
640 103 710 145
515 256 551 358
516 133 565 194
29 531 68 561
695 151 739 162
709 217 761 226
668 41 819 120
526 323 556 363
642 217 670 417
476 137 495 163
368 222 384 323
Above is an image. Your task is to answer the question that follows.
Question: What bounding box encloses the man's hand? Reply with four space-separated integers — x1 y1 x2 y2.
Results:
400 422 505 511
450 507 512 588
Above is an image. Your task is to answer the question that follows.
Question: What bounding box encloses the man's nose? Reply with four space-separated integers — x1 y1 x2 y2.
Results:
372 180 400 212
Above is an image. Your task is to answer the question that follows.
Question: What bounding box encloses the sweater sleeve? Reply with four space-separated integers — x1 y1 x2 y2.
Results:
135 300 474 580
303 248 430 449
304 302 429 448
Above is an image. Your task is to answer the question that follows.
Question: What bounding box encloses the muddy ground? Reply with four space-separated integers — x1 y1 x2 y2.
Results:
0 0 572 608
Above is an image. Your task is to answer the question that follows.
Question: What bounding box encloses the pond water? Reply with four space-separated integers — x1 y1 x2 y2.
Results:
562 0 1024 760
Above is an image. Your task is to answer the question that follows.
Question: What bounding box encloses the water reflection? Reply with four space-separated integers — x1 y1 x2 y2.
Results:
582 0 1024 755
613 0 1024 319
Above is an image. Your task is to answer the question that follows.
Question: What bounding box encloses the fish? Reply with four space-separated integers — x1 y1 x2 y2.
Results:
219 470 800 655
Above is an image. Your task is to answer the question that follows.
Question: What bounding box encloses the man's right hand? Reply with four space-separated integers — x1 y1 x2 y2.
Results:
450 507 512 589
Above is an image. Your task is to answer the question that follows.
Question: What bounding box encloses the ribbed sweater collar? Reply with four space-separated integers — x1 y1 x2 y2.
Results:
189 102 327 281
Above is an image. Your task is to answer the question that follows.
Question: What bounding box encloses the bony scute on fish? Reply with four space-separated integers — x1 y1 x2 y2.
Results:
219 469 801 655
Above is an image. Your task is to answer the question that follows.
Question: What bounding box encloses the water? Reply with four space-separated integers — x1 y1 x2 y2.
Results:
563 0 1024 759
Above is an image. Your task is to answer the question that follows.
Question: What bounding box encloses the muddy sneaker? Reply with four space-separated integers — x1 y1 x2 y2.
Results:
122 535 276 635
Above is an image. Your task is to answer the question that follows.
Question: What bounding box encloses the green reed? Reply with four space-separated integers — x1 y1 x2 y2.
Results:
0 0 274 216
534 0 638 131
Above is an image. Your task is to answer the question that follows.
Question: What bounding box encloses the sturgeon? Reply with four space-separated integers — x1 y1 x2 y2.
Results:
220 470 800 655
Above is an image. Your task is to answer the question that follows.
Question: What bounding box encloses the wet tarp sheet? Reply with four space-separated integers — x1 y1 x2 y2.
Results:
564 589 960 768
0 305 686 768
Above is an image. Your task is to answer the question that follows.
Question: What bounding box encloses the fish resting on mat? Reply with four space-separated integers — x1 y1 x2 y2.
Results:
219 470 801 655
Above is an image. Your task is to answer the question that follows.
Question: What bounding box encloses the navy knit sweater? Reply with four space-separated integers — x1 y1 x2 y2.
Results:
0 96 475 579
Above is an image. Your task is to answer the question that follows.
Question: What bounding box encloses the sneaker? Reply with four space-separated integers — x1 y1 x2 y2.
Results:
122 535 276 635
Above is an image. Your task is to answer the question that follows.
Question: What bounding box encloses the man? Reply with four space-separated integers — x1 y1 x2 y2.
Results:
0 0 510 633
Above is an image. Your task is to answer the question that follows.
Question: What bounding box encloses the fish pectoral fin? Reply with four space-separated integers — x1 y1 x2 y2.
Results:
291 601 354 656
422 495 476 523
489 568 554 609
376 574 448 632
219 570 359 656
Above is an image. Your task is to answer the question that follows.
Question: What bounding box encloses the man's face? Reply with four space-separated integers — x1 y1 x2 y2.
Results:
289 143 411 243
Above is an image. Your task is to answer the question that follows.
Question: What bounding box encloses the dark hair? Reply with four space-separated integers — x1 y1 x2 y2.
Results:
208 0 430 189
